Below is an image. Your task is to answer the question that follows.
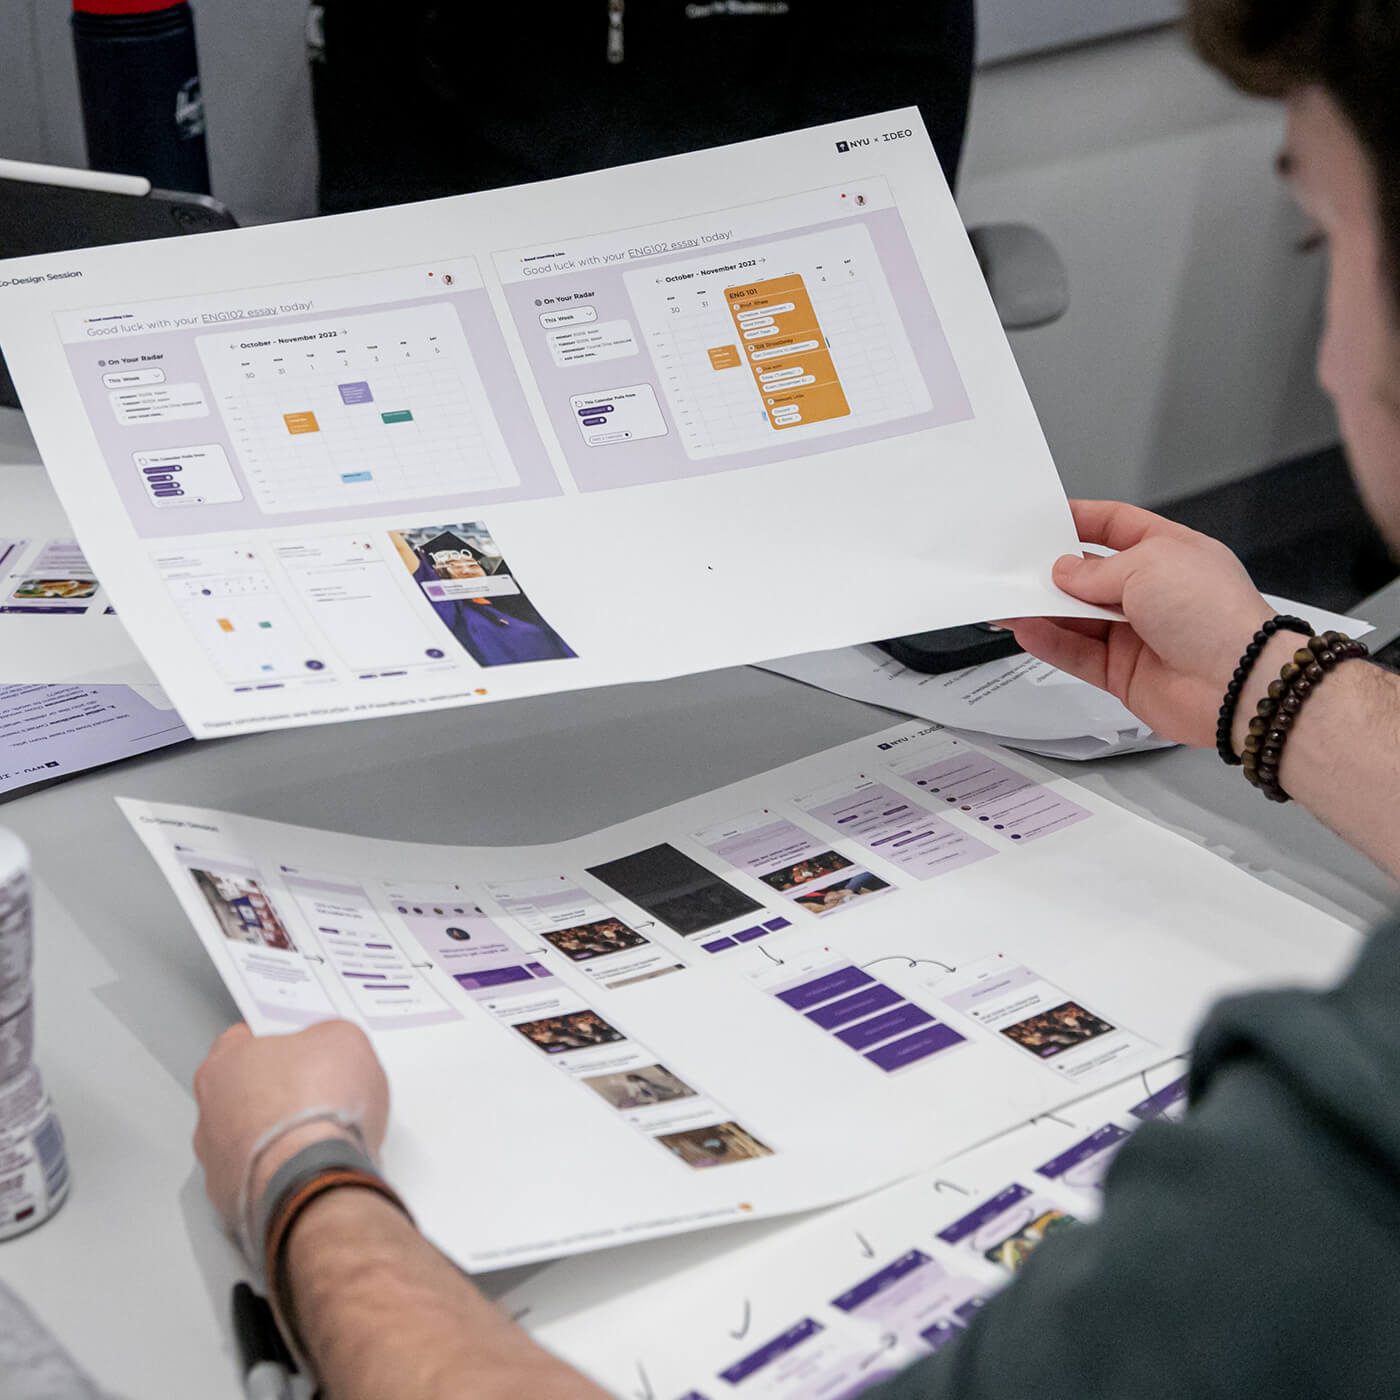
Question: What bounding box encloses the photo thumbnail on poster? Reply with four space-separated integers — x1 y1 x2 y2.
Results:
540 916 650 963
487 877 686 990
758 849 891 917
389 521 576 667
512 1010 626 1055
1 540 105 616
587 843 766 937
999 1001 1115 1060
758 849 854 892
983 1206 1077 1273
189 868 296 951
657 1121 773 1169
936 1182 1080 1277
583 1064 698 1110
12 578 97 602
789 871 891 915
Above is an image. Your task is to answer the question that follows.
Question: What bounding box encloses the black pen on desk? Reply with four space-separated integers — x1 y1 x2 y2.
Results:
232 1281 295 1400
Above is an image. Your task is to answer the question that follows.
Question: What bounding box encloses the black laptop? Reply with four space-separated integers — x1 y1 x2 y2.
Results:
0 160 237 410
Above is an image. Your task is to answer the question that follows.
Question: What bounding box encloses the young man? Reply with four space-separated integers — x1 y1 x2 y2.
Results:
192 3 1400 1395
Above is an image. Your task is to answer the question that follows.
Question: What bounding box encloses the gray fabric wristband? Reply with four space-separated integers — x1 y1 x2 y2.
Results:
253 1135 379 1262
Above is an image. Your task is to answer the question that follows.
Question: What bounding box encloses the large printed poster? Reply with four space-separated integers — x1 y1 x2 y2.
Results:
0 111 1103 736
122 723 1358 1271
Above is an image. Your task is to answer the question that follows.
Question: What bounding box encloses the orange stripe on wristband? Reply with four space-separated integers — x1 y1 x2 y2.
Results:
264 1167 412 1364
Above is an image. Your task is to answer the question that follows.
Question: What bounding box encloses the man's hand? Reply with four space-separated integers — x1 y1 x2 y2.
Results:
192 1019 390 1240
1005 500 1274 747
194 1023 609 1400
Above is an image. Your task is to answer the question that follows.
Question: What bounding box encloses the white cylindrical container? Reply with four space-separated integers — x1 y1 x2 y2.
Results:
0 829 69 1241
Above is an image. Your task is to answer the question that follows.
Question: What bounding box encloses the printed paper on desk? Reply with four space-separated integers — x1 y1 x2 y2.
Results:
120 723 1359 1273
0 110 1105 737
0 681 188 794
762 593 1372 760
497 1055 1192 1395
764 646 1162 755
502 1061 1196 1397
0 466 155 684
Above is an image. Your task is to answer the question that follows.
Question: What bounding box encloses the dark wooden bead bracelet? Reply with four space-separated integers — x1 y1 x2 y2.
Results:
1216 615 1313 766
1240 631 1370 802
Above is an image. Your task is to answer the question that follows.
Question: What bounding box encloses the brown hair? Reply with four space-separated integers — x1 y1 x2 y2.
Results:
1187 0 1400 302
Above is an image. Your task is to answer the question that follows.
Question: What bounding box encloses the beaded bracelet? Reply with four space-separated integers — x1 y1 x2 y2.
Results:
1241 631 1369 802
1216 615 1313 765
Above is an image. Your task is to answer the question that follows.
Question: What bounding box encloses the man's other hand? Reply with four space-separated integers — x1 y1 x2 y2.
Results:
192 1019 390 1240
1005 500 1274 747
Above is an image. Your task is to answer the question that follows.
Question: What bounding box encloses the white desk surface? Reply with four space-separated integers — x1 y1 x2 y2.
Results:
0 406 1395 1397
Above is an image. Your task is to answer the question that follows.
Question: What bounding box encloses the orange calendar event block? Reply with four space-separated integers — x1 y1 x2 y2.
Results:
727 273 850 431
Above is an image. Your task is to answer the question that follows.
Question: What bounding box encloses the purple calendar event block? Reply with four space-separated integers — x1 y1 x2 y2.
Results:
337 380 374 405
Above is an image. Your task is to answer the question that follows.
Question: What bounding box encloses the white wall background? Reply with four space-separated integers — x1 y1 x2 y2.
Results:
0 4 1338 506
978 0 1181 62
959 29 1336 503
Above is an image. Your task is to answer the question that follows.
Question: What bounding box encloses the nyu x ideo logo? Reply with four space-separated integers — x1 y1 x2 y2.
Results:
877 725 943 751
0 760 61 783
